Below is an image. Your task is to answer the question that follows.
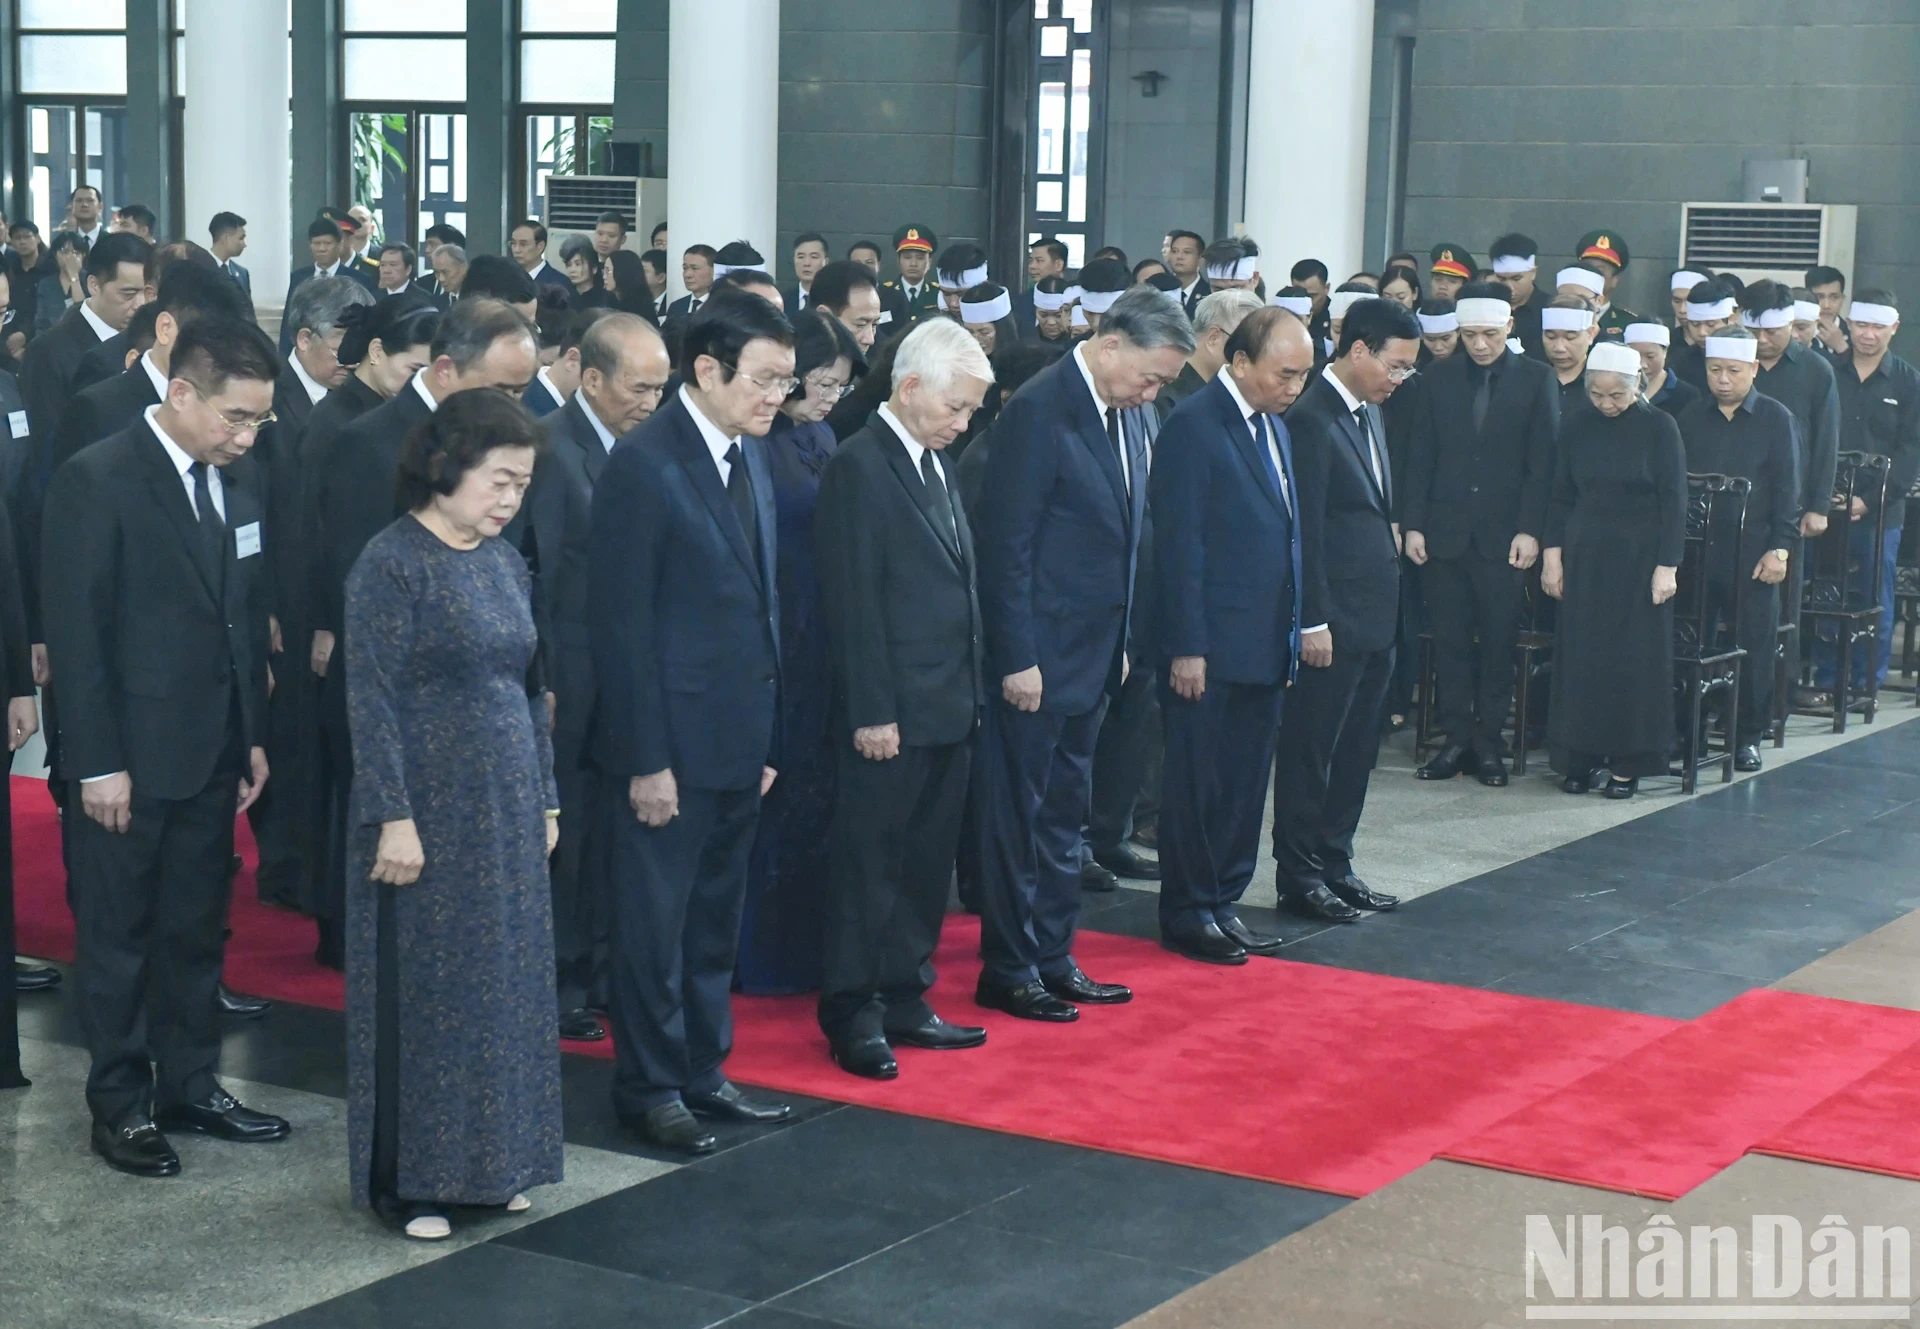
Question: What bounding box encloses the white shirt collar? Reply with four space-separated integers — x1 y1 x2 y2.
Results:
576 391 618 452
1071 342 1112 415
875 402 927 470
678 384 739 474
1181 277 1202 298
78 223 102 245
1321 363 1363 416
1218 367 1259 422
79 300 117 342
138 351 168 400
410 367 440 413
142 405 220 520
382 280 410 296
317 259 341 277
528 260 549 280
536 364 568 407
288 348 330 404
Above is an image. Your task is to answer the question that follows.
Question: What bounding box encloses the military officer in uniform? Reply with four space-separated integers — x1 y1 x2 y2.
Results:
1427 243 1475 303
1573 229 1639 341
880 225 941 332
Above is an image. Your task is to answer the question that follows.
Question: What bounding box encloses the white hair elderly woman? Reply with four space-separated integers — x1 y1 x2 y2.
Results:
1539 341 1688 799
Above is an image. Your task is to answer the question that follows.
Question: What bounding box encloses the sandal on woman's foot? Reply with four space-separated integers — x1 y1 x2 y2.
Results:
506 1193 531 1213
404 1209 451 1240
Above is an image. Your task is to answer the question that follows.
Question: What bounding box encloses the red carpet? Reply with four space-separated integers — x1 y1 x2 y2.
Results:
1751 1034 1920 1181
1438 989 1920 1199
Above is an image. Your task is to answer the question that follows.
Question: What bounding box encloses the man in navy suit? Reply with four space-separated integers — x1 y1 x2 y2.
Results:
208 211 250 301
589 291 795 1153
1151 307 1314 965
510 218 574 298
1272 298 1423 922
974 287 1194 1021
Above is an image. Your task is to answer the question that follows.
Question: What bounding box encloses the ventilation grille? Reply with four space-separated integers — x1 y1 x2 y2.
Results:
1682 205 1825 269
546 176 640 231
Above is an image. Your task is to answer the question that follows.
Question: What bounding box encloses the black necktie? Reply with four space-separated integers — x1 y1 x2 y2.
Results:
1356 408 1384 491
190 461 226 591
921 449 955 544
1472 367 1493 433
723 442 760 568
1105 407 1127 494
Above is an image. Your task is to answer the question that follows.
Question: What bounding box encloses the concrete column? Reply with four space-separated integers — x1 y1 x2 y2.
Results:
290 0 342 274
667 0 778 279
184 3 289 317
124 0 173 238
466 0 513 255
1241 0 1374 284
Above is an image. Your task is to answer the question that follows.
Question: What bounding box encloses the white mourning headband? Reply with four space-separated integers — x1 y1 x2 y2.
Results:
1070 304 1088 328
711 256 766 279
1670 270 1707 292
1272 295 1313 317
960 289 1012 323
1328 290 1368 320
1490 254 1534 275
1850 301 1899 326
1624 322 1670 346
1741 308 1792 329
1793 300 1820 322
1687 297 1736 322
1077 288 1123 315
1703 336 1759 362
1541 307 1594 332
1556 267 1605 297
1454 297 1511 328
1206 256 1257 280
1417 311 1458 334
1506 337 1525 355
1586 342 1641 375
1033 289 1071 312
937 264 990 292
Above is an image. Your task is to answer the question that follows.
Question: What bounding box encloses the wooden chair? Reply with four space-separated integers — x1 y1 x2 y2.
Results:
1672 475 1750 794
1411 573 1553 772
1794 451 1893 732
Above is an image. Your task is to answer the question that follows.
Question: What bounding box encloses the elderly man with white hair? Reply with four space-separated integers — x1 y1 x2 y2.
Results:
812 317 994 1080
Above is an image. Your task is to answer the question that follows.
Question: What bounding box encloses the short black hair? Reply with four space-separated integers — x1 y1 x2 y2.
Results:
1487 233 1536 262
431 297 536 370
793 231 827 252
461 254 538 305
84 231 149 284
650 221 668 244
1034 275 1069 295
155 260 253 327
1854 287 1898 310
1090 245 1129 266
424 222 467 247
1134 259 1169 281
71 185 101 201
935 243 987 286
595 210 630 232
559 306 614 356
716 268 777 295
1290 258 1329 284
50 230 90 257
682 290 796 377
308 218 342 241
338 299 441 366
378 241 417 269
9 220 39 237
122 301 162 356
789 309 861 394
1030 237 1070 266
511 219 548 245
1334 296 1422 360
115 204 157 232
209 211 247 240
992 343 1056 398
1167 230 1206 251
640 248 667 278
684 243 717 261
1453 280 1512 306
170 316 282 394
809 259 879 312
1201 237 1246 272
1415 297 1456 318
1739 278 1793 315
395 387 546 512
1806 265 1846 290
848 239 882 262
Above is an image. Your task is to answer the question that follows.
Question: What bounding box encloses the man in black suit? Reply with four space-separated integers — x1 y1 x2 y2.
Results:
1167 230 1209 320
282 219 352 355
974 288 1194 1021
810 260 885 357
1152 307 1313 965
589 293 795 1153
307 299 538 966
1402 283 1558 786
1011 237 1069 338
1272 297 1422 922
19 231 150 484
511 219 574 298
813 318 993 1080
521 312 670 1042
663 244 717 321
43 317 286 1177
780 232 829 314
209 211 251 300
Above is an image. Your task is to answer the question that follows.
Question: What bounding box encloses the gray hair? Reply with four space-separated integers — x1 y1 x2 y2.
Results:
1193 288 1264 340
1707 325 1755 344
559 234 595 268
286 274 374 337
578 311 662 378
1101 285 1198 354
431 297 535 371
433 244 468 268
891 316 993 396
1582 367 1643 396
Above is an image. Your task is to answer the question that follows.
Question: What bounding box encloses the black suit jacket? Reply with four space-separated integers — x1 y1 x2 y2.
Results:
41 420 270 798
311 384 433 640
70 331 131 397
19 302 106 482
1287 373 1400 653
588 392 780 791
53 363 160 472
1402 349 1559 560
814 414 982 748
522 395 610 740
1180 277 1212 321
523 373 564 420
259 364 323 619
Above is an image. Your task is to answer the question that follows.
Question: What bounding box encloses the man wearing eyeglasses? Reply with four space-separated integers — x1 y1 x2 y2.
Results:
519 313 671 1046
590 291 796 1155
1270 297 1422 924
42 317 285 1177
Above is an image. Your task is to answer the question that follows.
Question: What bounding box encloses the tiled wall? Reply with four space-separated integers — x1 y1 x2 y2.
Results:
1100 0 1224 264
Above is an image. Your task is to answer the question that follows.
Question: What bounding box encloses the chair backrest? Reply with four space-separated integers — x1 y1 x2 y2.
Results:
1674 474 1751 659
1804 451 1893 614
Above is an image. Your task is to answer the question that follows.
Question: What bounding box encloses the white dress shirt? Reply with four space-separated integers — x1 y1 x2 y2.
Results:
679 384 738 484
410 367 441 414
145 403 226 522
138 351 169 402
1321 364 1384 491
535 365 568 409
312 259 343 280
1072 342 1131 495
528 260 551 282
875 402 928 474
578 392 618 452
1216 368 1291 513
287 349 330 404
79 300 117 342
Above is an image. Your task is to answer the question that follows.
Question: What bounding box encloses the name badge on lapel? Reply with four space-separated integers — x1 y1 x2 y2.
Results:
7 410 26 439
234 521 262 559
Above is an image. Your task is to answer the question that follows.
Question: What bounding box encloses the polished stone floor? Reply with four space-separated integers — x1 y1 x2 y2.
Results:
7 708 1920 1327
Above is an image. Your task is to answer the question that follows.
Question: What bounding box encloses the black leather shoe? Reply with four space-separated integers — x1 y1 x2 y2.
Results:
1092 843 1160 881
1129 822 1158 850
625 1102 716 1155
92 1117 180 1177
1162 921 1249 965
887 1014 987 1050
558 1008 607 1041
1417 744 1473 780
685 1081 792 1124
1603 777 1637 800
1041 964 1132 1004
1079 860 1118 893
1734 744 1762 773
975 976 1079 1022
830 1035 898 1080
217 983 271 1019
1219 916 1284 956
1288 884 1362 922
14 958 60 992
1475 751 1510 787
156 1089 290 1142
1327 875 1398 912
1562 773 1592 794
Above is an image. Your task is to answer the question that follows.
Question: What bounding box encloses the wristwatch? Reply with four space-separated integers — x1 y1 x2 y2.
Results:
1771 549 1791 563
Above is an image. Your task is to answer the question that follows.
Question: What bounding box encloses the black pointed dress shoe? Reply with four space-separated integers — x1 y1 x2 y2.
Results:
1079 859 1119 893
558 1008 607 1041
1416 744 1473 780
14 958 60 992
1218 915 1284 956
974 976 1079 1022
830 1035 899 1080
1162 921 1249 966
1092 843 1160 881
217 983 271 1019
156 1089 291 1142
1734 743 1762 773
1603 777 1637 800
1475 751 1510 787
685 1081 792 1124
1288 884 1362 922
1326 875 1398 912
887 1014 987 1050
625 1102 716 1155
92 1117 181 1177
1041 963 1132 1004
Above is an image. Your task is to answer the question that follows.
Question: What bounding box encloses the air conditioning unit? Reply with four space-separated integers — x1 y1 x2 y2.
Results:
543 175 668 264
1678 202 1856 289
